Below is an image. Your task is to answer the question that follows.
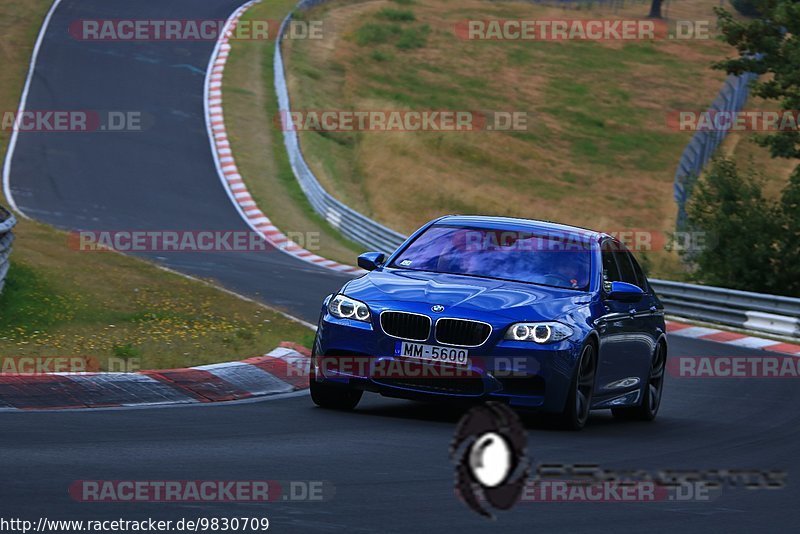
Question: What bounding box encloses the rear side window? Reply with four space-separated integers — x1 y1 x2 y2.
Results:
612 249 638 287
601 239 648 292
600 241 621 283
628 253 649 292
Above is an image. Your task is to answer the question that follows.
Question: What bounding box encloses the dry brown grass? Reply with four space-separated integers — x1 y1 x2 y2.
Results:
717 95 800 199
280 0 790 278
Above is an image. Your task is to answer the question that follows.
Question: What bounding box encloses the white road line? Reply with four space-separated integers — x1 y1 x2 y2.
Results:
2 0 65 217
669 326 721 339
725 337 782 349
0 389 310 414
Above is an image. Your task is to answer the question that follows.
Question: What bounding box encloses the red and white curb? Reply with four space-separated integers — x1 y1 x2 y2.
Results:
666 320 800 356
0 344 311 411
4 323 799 411
204 0 363 275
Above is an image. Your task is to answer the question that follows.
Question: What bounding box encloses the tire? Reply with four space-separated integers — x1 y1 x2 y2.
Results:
557 341 597 430
309 347 363 410
612 341 666 421
310 378 363 410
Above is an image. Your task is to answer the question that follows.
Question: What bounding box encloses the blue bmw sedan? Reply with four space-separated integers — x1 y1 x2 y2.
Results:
311 216 667 429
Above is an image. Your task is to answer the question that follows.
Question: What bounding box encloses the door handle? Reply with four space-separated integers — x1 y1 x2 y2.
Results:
629 308 637 315
649 305 657 313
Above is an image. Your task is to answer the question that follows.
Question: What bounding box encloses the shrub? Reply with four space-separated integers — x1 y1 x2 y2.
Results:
377 8 416 22
112 343 141 360
396 24 430 50
354 23 398 46
370 50 392 62
683 158 800 296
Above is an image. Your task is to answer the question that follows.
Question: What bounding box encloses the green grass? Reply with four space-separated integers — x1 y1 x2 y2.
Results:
352 6 429 51
0 223 315 369
396 24 430 49
0 263 71 333
354 23 400 46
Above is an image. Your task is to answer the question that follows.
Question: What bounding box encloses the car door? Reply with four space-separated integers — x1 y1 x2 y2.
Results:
627 250 662 375
594 239 644 397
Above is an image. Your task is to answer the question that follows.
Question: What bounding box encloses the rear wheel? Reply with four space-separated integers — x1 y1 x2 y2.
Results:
309 349 363 410
558 341 596 430
612 342 666 421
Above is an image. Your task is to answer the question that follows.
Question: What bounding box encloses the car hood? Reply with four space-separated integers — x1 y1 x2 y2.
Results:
344 269 590 321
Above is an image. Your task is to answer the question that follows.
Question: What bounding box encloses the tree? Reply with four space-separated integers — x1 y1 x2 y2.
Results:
684 158 786 294
648 0 663 19
715 0 800 159
775 168 800 295
681 0 800 296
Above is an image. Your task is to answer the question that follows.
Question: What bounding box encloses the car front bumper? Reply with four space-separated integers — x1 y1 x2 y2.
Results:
314 312 583 413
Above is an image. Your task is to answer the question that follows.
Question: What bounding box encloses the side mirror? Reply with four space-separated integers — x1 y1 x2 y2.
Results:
607 281 644 301
357 252 386 271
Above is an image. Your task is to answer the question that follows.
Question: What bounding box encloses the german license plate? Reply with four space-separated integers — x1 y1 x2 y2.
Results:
394 341 468 365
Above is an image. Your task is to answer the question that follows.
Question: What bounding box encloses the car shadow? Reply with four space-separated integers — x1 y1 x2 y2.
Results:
345 395 632 432
327 394 684 437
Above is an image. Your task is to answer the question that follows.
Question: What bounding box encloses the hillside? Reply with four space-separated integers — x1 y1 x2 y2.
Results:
281 0 794 277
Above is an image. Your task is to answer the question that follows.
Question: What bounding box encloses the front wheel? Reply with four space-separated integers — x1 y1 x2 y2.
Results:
612 342 666 421
310 378 363 410
557 341 597 430
309 352 363 410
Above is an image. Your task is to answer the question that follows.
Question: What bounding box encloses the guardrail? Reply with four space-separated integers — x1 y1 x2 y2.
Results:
673 71 759 229
274 2 798 340
650 279 800 338
0 205 17 294
274 1 407 253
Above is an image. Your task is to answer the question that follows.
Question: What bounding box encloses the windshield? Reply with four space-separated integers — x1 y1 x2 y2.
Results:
389 225 593 290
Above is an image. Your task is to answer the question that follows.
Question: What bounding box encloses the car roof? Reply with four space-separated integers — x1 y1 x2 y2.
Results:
434 215 604 241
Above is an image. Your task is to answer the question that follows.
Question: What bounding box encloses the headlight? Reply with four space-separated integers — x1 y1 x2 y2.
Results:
328 294 371 322
504 322 573 344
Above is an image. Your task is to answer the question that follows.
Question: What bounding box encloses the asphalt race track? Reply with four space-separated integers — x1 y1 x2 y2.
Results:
2 1 799 532
5 0 350 319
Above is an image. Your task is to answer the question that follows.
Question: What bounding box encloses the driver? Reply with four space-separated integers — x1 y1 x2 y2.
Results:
549 251 589 289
